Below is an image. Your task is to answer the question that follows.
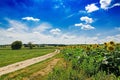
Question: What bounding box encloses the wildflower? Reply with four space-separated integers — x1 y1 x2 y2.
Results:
94 44 99 48
104 42 107 46
86 46 91 51
109 41 115 46
107 45 115 52
97 45 99 47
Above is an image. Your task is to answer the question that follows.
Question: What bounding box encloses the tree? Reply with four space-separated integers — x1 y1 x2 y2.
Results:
28 42 33 49
11 41 22 50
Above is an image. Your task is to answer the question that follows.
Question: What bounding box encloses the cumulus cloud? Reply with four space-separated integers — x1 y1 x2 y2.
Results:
22 17 40 21
0 19 119 45
80 16 93 24
100 0 120 9
75 23 95 30
75 16 95 30
85 3 99 13
100 0 112 9
50 28 61 35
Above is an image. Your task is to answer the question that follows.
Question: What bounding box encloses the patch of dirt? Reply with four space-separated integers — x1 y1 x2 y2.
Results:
30 58 60 78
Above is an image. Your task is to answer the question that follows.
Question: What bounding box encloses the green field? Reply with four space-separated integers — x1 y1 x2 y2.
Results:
0 53 62 80
0 48 55 67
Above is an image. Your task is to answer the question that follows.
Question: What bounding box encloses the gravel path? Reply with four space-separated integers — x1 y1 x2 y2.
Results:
0 49 60 76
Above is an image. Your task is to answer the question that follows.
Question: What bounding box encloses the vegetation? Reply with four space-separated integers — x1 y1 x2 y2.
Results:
11 41 22 50
0 41 120 80
47 41 120 80
0 48 54 67
28 42 33 49
0 53 62 80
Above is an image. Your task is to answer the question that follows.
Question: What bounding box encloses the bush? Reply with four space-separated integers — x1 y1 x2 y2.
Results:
11 41 22 50
28 42 33 49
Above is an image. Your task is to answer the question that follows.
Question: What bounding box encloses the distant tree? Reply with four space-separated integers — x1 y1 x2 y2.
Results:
28 42 33 49
23 44 29 47
11 41 22 50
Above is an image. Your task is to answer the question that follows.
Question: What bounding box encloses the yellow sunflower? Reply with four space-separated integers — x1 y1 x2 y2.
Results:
108 41 115 46
107 45 115 52
85 46 91 51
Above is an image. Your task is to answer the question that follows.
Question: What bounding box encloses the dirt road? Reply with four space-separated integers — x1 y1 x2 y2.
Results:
0 49 60 76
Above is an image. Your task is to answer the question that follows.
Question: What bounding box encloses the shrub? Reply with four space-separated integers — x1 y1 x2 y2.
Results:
28 42 33 49
11 41 22 50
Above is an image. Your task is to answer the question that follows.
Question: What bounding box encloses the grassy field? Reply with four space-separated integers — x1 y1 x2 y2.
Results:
0 53 62 80
0 47 55 67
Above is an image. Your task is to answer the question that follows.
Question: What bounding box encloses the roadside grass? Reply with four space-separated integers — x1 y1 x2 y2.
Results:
47 55 120 80
0 47 55 67
0 53 62 80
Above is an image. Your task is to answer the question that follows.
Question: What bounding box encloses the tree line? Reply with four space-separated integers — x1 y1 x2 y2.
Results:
0 41 67 50
11 41 36 50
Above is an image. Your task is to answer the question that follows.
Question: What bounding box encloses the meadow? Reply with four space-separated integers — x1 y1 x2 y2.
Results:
0 51 62 80
0 47 55 67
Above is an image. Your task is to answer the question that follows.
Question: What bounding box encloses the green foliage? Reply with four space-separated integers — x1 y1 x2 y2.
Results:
11 41 22 50
28 42 33 49
48 44 120 80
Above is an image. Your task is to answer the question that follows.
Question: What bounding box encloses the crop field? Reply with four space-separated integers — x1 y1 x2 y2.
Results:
0 41 120 80
47 41 120 80
0 47 55 67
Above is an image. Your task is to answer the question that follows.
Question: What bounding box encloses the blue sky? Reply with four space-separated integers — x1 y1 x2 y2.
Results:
0 0 120 44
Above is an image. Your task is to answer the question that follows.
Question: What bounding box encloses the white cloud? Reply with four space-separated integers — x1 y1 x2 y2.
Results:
80 16 93 24
50 28 61 35
75 23 95 30
100 0 120 10
0 19 120 45
100 0 112 9
22 17 40 21
101 34 120 43
109 3 120 9
75 16 95 30
33 23 52 33
6 19 28 33
85 3 99 13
